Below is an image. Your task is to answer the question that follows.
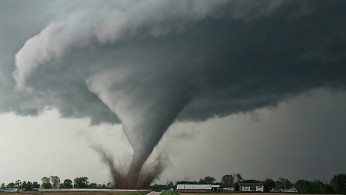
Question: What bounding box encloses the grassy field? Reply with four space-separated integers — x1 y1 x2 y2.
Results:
160 190 180 195
179 193 339 195
0 191 149 195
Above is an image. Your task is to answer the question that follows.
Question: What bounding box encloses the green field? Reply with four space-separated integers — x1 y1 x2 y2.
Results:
0 191 149 195
160 190 180 195
179 193 340 195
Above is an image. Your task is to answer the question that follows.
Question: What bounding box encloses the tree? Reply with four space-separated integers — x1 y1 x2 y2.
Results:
330 173 346 193
89 183 97 189
176 180 198 185
234 182 239 191
1 183 5 189
7 182 15 188
41 177 50 184
199 176 216 184
50 176 60 189
319 182 334 194
264 178 276 192
62 179 73 189
22 181 27 190
296 179 313 194
41 177 52 189
279 177 293 189
310 180 334 194
167 181 174 189
106 182 113 188
74 177 89 188
275 180 283 189
235 174 244 183
32 182 40 189
221 175 234 188
14 180 21 188
41 182 52 189
25 181 33 191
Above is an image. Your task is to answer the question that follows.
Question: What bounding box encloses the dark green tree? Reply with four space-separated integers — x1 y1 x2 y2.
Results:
14 180 21 188
106 182 112 188
41 177 50 184
235 174 244 183
296 179 313 193
221 175 234 187
296 179 334 194
7 182 15 188
25 181 33 191
62 179 73 189
275 180 283 189
263 178 276 192
89 183 97 189
199 176 216 184
41 182 52 189
21 181 27 190
1 183 5 189
32 181 40 189
279 177 293 189
330 173 346 194
41 177 52 189
74 177 89 188
234 182 239 191
310 180 334 194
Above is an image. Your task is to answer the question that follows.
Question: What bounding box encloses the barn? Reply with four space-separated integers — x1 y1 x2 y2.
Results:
176 184 220 192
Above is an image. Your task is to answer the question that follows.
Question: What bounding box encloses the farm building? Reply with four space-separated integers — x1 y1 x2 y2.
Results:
176 184 220 192
239 183 264 192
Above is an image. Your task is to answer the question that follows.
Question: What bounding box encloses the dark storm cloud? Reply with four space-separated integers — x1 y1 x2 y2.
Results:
0 0 118 122
12 0 346 123
179 1 346 120
0 0 345 185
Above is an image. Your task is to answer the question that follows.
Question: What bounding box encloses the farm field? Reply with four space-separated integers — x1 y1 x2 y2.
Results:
180 194 339 195
0 191 148 195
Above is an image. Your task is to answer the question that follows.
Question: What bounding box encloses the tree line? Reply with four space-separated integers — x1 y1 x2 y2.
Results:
1 176 114 191
152 173 346 194
2 173 345 193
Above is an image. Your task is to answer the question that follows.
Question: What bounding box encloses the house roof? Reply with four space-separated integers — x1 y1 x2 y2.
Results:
239 183 264 186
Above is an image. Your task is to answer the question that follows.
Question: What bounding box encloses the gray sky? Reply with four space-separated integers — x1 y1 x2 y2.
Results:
0 0 345 185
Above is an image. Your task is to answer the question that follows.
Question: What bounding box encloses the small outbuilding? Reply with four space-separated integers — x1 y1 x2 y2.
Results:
239 183 264 192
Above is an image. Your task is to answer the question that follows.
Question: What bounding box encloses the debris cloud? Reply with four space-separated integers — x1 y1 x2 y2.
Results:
92 145 168 189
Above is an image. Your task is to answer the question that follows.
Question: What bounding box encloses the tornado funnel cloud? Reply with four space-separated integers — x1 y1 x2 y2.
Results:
87 69 193 187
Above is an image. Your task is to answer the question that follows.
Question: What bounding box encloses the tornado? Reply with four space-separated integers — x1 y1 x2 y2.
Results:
87 69 193 187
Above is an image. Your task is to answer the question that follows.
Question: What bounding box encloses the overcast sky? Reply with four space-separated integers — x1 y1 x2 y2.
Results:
0 0 345 185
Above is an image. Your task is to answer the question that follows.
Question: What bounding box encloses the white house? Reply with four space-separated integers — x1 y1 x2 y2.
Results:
239 183 264 192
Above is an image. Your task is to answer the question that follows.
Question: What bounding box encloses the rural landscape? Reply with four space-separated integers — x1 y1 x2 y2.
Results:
1 173 346 194
0 0 345 195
